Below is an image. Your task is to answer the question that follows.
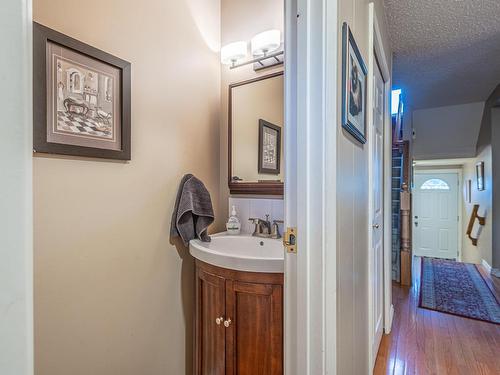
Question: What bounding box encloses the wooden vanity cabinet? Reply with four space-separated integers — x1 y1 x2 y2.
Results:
195 260 284 375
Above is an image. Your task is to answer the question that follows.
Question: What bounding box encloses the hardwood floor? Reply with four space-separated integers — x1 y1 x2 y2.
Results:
374 257 500 375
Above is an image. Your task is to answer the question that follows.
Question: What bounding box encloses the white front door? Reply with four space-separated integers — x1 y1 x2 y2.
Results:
371 60 385 361
413 172 459 259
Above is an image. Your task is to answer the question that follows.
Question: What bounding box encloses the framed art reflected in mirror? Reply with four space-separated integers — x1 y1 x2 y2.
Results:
258 119 281 175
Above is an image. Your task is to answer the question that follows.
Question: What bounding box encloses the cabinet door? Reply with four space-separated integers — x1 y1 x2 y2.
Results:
195 267 226 375
225 280 283 375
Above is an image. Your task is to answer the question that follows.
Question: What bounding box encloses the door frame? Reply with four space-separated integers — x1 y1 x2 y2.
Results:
284 0 338 373
0 0 33 374
412 168 463 261
367 3 393 371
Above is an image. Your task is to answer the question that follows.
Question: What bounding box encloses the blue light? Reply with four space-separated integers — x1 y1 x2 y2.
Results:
391 89 402 115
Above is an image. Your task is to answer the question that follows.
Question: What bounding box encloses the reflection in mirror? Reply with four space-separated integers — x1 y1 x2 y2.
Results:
229 72 284 194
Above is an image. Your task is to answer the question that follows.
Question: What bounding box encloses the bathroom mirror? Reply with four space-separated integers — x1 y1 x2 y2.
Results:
229 71 284 195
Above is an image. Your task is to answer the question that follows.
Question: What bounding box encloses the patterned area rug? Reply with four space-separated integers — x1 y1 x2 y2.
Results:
419 257 500 324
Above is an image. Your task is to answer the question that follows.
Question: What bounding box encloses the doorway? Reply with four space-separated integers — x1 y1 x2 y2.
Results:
413 170 461 260
367 4 393 370
370 57 385 362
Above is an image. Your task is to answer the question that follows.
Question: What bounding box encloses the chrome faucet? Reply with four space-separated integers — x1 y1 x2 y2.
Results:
249 215 272 237
249 215 283 239
270 220 283 239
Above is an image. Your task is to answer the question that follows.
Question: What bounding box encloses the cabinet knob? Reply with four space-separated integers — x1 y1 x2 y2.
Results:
215 316 224 325
223 319 232 328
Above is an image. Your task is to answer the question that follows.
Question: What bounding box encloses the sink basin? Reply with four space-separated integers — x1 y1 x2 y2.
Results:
189 232 284 273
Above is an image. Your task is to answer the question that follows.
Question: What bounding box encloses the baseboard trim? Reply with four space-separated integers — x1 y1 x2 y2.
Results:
482 259 492 273
385 304 394 334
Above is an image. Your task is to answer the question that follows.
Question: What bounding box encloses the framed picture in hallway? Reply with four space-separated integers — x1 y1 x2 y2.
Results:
341 22 367 144
476 161 485 191
33 22 131 160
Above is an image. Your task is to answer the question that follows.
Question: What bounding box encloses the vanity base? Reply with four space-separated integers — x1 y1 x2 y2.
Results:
195 260 284 375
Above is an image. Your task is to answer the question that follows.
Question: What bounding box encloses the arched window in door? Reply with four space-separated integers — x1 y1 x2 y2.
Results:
420 178 450 190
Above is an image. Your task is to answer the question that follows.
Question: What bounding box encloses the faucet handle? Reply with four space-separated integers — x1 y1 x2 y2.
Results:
270 220 282 239
265 214 270 222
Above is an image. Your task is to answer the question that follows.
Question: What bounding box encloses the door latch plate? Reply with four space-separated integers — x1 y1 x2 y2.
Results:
283 227 297 253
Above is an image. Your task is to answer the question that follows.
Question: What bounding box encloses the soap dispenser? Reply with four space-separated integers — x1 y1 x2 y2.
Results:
226 205 241 235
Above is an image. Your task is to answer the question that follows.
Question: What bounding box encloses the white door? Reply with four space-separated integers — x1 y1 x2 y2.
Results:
371 61 385 360
413 172 459 259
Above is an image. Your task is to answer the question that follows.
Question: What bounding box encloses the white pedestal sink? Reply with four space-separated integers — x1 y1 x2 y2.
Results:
189 232 284 273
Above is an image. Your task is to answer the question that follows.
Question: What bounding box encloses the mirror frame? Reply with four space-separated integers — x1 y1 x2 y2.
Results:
228 71 284 195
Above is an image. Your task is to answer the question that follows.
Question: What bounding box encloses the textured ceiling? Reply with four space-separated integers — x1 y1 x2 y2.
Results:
385 0 500 110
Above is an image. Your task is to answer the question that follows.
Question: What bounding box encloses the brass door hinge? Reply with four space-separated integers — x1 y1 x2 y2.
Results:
283 227 297 253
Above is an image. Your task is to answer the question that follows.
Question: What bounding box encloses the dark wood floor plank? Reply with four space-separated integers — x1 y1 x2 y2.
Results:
374 257 500 375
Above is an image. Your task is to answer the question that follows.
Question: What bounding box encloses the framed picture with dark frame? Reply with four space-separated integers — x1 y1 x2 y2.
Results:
258 119 281 175
341 22 367 144
476 161 485 191
467 179 472 203
33 22 131 160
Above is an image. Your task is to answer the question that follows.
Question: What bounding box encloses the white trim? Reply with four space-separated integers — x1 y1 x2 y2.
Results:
413 168 463 261
482 259 492 273
325 0 338 373
388 304 394 329
284 0 335 373
367 5 394 362
0 0 33 374
284 0 299 373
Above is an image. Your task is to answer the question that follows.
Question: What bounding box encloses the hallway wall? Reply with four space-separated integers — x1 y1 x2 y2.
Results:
412 102 485 160
336 1 392 374
33 1 221 374
462 149 492 265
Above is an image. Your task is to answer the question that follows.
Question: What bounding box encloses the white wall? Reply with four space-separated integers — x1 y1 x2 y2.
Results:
336 1 392 374
413 102 485 160
462 148 492 265
0 0 33 374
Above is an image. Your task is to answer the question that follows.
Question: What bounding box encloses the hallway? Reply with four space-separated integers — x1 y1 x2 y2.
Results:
374 258 500 375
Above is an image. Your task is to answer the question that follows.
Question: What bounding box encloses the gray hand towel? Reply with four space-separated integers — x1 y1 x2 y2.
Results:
170 174 214 246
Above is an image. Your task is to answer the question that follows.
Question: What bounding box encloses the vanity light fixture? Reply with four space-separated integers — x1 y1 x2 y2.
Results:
220 29 283 71
251 29 281 56
220 41 248 66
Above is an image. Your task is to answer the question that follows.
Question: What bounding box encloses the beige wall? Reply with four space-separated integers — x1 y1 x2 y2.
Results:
220 0 284 219
462 148 493 265
336 1 392 374
232 74 284 182
33 1 221 374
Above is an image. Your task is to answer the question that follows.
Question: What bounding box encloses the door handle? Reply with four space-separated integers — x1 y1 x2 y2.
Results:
223 318 232 328
215 316 224 325
372 224 380 229
415 222 418 227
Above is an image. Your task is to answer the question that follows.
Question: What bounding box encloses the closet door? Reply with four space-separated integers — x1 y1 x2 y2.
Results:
225 279 283 375
195 266 226 375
